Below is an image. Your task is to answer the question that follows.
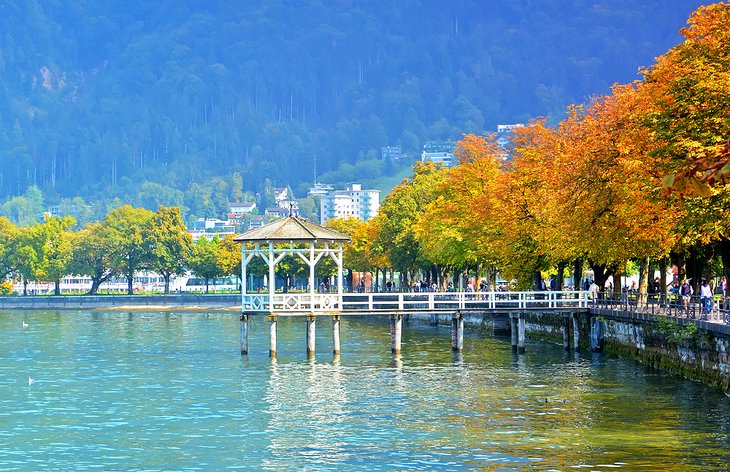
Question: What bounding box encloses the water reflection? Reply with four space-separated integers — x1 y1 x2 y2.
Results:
0 310 728 470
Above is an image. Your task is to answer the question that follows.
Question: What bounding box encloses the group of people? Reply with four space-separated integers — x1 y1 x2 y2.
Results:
669 276 727 319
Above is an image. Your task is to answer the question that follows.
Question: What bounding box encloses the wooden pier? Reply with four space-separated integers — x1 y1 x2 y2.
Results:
238 290 590 356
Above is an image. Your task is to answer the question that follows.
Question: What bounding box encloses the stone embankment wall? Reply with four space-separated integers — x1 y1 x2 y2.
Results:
410 310 730 392
591 309 730 392
522 310 730 392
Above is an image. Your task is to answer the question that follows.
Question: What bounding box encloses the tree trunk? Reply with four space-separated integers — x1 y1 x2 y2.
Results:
573 258 583 291
532 270 542 291
589 262 610 289
127 270 134 295
659 256 669 296
23 279 28 296
556 261 566 291
720 237 730 282
612 272 622 300
88 278 101 295
638 256 650 308
205 277 210 294
54 280 61 296
164 274 171 294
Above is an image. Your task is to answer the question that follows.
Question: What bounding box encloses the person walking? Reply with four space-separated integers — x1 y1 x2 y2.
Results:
589 280 599 306
700 279 713 320
680 279 693 315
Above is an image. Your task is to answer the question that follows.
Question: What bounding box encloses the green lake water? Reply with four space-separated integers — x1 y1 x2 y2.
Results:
1 310 728 470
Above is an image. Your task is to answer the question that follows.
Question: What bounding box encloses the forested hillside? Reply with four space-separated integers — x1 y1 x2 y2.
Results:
0 0 705 223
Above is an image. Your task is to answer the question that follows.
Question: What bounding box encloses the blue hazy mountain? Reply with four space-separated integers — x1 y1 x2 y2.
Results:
0 0 706 218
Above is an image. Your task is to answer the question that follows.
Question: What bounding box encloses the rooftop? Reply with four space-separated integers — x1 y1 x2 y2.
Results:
233 216 351 243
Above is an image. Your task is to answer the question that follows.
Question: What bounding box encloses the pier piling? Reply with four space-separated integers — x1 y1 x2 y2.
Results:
306 313 316 356
240 314 249 355
333 315 341 355
269 315 277 358
562 316 570 351
517 314 526 354
391 313 403 354
451 312 464 352
572 313 580 352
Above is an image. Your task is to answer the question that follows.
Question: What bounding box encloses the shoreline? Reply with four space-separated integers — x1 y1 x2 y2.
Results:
0 294 241 311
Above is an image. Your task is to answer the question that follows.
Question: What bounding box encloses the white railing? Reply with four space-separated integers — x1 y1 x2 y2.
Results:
242 291 589 313
243 293 342 312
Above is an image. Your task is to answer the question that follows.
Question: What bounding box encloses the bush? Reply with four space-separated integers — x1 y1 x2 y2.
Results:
0 280 14 295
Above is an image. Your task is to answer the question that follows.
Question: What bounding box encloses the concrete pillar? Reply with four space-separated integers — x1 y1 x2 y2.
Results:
562 316 570 351
332 315 341 355
590 316 603 352
517 314 526 354
240 313 249 355
510 315 518 351
306 313 316 356
572 313 580 352
451 312 464 352
268 315 277 358
391 313 403 354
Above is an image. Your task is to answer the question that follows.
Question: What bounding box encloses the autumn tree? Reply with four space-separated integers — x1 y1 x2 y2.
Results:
641 3 730 280
372 161 446 285
414 134 504 288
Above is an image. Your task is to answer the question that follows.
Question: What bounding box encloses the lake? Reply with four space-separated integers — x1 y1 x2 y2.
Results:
1 310 728 470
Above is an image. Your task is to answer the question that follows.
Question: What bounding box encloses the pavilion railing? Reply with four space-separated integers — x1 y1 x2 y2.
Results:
242 290 589 313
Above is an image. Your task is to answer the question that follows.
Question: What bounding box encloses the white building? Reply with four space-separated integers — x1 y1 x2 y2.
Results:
308 182 334 197
421 142 455 167
188 218 236 241
229 202 257 214
320 184 380 224
496 123 524 160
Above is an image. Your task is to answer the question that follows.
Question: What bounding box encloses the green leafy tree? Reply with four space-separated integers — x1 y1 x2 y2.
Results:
218 234 242 282
147 206 193 293
14 225 44 296
105 205 155 295
189 237 223 293
0 217 19 280
373 162 445 274
68 222 118 295
38 216 76 295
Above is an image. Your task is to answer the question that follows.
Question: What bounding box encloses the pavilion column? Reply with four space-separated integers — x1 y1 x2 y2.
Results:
241 245 247 307
309 242 316 299
268 242 275 311
337 243 344 306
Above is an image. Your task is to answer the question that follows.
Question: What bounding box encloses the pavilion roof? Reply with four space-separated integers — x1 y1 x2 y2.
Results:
232 216 351 243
